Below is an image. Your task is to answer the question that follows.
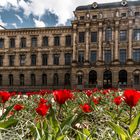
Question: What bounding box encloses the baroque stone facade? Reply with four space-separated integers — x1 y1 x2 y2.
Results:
0 0 140 91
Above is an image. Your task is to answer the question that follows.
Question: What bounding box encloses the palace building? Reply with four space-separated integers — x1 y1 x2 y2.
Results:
0 0 140 91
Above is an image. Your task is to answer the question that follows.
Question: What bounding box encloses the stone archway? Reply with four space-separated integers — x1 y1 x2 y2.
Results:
89 70 97 86
119 70 127 86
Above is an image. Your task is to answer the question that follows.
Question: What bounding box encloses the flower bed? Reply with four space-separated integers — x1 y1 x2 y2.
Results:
0 88 140 140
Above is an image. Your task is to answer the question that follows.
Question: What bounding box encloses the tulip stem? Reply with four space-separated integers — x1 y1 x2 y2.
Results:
2 103 5 116
58 105 62 119
129 107 132 125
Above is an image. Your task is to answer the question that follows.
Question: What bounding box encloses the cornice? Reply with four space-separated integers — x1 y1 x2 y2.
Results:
0 26 73 36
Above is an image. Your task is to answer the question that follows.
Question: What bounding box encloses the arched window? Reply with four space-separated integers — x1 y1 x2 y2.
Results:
42 74 47 86
53 73 59 86
0 75 2 86
64 73 71 85
133 70 140 85
9 74 13 86
119 70 127 85
31 74 36 86
20 74 24 86
103 70 112 88
89 70 97 85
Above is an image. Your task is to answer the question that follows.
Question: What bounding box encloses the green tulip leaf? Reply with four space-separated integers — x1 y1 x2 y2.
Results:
129 112 140 136
108 121 129 140
0 118 18 129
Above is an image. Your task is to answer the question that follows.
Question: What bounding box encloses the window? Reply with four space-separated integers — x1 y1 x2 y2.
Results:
54 36 60 46
78 51 84 63
121 13 126 17
120 49 126 64
78 75 82 85
9 74 13 86
105 28 112 42
0 39 4 48
65 53 71 65
42 54 48 66
20 37 26 48
42 36 48 46
65 35 71 46
31 37 37 47
135 12 140 17
90 51 96 63
64 73 70 85
31 74 36 86
0 56 3 66
53 54 59 65
91 32 97 42
9 55 15 66
20 54 26 66
133 29 140 41
31 54 36 66
53 73 59 86
92 15 97 19
120 30 127 41
133 49 140 62
42 74 47 86
80 16 84 20
0 75 2 86
134 75 139 85
104 50 111 64
9 38 15 48
79 32 85 43
20 74 24 86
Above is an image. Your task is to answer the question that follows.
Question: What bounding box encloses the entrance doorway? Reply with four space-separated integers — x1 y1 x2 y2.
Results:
119 70 127 86
103 70 112 89
89 70 97 87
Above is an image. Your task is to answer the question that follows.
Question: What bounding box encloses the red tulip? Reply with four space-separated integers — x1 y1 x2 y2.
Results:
53 89 73 104
92 97 99 105
123 89 140 108
36 104 50 117
14 104 24 111
39 98 47 105
113 96 122 106
80 103 92 113
84 90 93 97
0 91 11 103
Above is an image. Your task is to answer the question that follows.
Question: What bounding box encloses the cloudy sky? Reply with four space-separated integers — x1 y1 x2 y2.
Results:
0 0 137 29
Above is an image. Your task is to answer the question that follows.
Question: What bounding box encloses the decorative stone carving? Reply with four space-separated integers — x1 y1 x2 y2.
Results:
92 2 98 9
121 0 127 6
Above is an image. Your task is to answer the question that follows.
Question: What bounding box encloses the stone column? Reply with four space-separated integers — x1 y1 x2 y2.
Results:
59 51 64 65
127 19 133 64
15 53 19 66
38 35 42 47
72 24 77 63
3 53 8 66
97 22 103 65
114 20 119 64
85 23 90 64
37 51 42 66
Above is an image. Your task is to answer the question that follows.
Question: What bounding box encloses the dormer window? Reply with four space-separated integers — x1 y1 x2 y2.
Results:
121 13 126 17
135 12 140 17
80 16 84 20
92 15 97 19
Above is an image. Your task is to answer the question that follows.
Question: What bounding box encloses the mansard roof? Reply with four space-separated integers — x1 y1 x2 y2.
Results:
76 1 140 11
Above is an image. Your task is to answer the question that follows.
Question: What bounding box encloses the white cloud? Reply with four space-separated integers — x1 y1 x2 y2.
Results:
0 16 7 28
33 18 45 27
16 14 23 23
12 23 17 28
0 0 138 25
